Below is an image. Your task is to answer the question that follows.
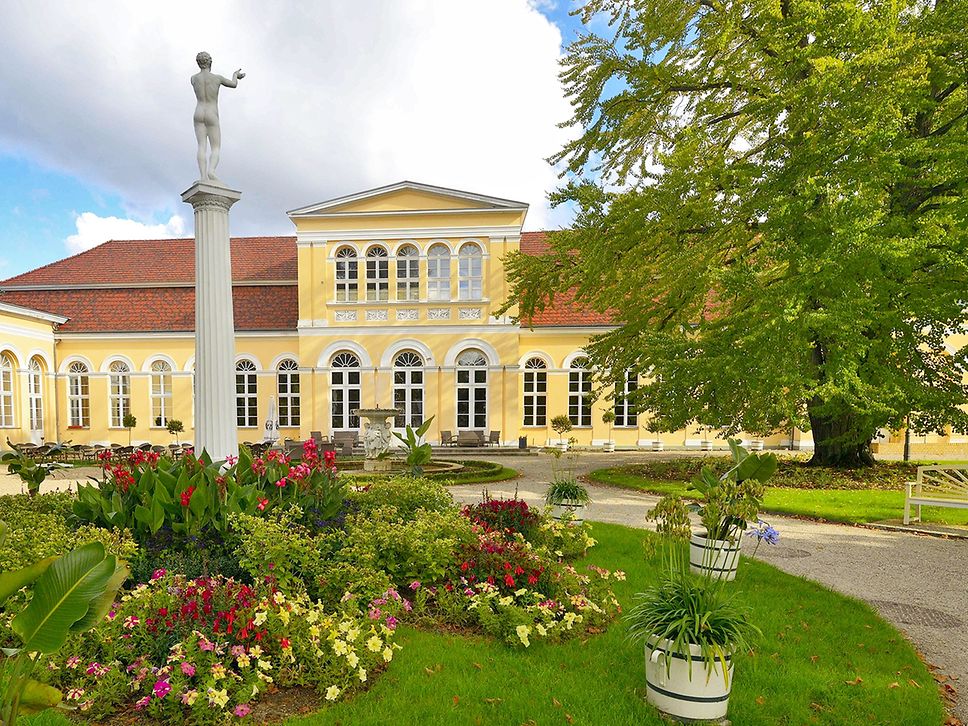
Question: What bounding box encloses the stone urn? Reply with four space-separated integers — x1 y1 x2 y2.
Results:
352 408 401 472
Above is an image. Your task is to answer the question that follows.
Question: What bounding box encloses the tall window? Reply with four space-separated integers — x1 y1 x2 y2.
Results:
456 349 487 430
0 354 14 428
522 357 547 427
277 359 300 428
331 353 361 430
458 243 483 300
568 357 592 427
393 351 424 428
150 360 173 427
614 370 638 427
396 244 419 301
27 358 43 432
67 361 90 428
427 244 450 301
365 245 389 301
236 360 258 428
108 361 131 429
335 247 359 302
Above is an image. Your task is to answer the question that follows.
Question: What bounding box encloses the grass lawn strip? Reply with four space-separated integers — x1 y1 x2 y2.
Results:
288 523 942 725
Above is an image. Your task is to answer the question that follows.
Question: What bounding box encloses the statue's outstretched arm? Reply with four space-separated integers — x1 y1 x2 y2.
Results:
220 69 245 88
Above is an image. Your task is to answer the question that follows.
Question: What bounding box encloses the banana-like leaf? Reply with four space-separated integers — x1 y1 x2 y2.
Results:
69 561 129 633
736 452 778 483
415 414 435 438
11 542 118 653
16 678 62 715
0 556 57 606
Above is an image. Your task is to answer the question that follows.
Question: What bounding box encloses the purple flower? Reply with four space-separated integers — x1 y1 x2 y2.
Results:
153 679 172 699
385 615 398 630
135 696 151 710
151 568 167 582
234 703 252 717
747 519 780 545
410 580 421 590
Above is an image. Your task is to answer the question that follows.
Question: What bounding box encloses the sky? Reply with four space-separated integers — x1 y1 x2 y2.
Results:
0 0 595 278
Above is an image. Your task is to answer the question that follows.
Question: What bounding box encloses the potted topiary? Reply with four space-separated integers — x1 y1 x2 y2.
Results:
166 419 184 446
687 439 776 580
123 413 137 446
602 410 616 452
626 540 760 721
550 414 573 452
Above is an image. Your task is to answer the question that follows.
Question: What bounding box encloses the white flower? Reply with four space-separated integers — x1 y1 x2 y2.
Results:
366 636 382 652
382 646 394 662
516 624 531 648
358 668 367 682
325 685 340 701
347 651 359 668
253 611 268 626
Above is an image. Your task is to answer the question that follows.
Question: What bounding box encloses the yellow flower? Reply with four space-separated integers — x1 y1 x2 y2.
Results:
273 591 286 605
253 611 267 627
382 647 394 662
237 654 251 669
333 639 348 656
514 588 527 597
210 663 226 680
516 624 531 648
325 685 340 701
306 610 319 624
309 625 321 638
358 668 367 682
366 636 382 653
258 659 272 671
207 688 229 708
347 651 359 668
536 623 547 637
499 596 513 607
249 645 263 658
279 609 290 626
347 627 360 641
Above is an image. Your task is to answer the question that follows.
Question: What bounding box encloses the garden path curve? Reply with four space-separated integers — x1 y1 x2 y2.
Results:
450 452 968 722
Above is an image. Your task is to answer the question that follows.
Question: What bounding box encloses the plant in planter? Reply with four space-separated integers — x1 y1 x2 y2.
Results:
602 410 616 452
687 439 777 580
166 419 184 445
122 413 137 446
1 452 50 498
550 415 573 451
392 415 435 476
545 456 590 525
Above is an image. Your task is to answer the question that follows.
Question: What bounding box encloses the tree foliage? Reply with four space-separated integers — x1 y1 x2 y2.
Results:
505 0 968 466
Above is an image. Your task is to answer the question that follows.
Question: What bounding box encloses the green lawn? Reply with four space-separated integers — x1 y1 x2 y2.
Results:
288 523 942 725
589 468 968 526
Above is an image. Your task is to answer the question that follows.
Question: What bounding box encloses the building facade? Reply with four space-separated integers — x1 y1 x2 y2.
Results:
1 181 965 455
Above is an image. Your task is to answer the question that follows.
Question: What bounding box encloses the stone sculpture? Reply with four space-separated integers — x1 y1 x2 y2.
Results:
191 51 244 183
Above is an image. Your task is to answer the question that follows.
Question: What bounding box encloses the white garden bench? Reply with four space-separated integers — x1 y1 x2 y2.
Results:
904 466 968 524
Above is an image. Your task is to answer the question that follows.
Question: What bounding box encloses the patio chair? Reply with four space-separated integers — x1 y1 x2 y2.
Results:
486 431 501 447
332 431 358 458
439 430 456 446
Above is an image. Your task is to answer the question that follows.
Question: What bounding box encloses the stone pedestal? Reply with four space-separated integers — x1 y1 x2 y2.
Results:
181 181 242 462
354 408 400 473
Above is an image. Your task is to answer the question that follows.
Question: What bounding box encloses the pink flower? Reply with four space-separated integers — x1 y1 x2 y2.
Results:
135 696 151 710
410 581 421 590
65 656 80 669
385 616 398 630
124 615 140 629
66 688 85 701
403 599 412 612
275 476 288 488
226 455 238 466
180 661 196 677
257 498 268 511
151 568 167 582
153 679 172 699
234 704 252 717
368 607 381 620
198 638 215 652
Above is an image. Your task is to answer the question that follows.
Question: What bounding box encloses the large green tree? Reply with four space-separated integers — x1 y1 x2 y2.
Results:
507 0 968 466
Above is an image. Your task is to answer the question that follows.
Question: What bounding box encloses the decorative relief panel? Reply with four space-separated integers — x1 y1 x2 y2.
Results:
365 309 389 321
458 307 482 320
334 310 358 322
396 309 419 321
428 308 451 321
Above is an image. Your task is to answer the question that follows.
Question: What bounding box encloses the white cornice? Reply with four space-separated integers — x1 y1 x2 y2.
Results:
297 323 518 336
56 330 298 340
1 280 296 292
0 301 68 325
296 225 522 244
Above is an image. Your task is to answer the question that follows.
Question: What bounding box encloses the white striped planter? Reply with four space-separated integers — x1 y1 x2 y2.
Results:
689 533 741 581
550 502 585 526
645 637 733 721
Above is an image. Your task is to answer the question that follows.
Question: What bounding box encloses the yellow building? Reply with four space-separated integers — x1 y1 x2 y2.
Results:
0 181 964 456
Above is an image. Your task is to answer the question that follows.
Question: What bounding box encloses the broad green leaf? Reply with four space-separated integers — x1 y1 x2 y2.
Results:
0 556 57 606
70 561 129 633
16 678 62 714
736 453 778 483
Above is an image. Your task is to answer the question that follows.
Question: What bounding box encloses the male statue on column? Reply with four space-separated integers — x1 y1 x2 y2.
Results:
191 52 245 183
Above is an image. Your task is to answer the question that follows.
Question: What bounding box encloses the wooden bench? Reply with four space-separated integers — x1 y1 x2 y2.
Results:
456 431 484 447
332 431 359 457
904 466 968 524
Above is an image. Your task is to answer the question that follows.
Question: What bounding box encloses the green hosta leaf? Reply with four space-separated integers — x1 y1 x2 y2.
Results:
0 556 57 605
11 542 117 653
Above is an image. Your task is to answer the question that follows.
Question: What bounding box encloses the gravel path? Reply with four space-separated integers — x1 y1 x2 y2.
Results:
449 452 968 721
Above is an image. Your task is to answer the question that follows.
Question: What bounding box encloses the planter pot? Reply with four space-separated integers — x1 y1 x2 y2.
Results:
603 440 615 453
557 441 569 452
700 440 714 451
644 637 732 722
748 440 764 451
550 501 586 525
651 440 665 452
689 532 740 581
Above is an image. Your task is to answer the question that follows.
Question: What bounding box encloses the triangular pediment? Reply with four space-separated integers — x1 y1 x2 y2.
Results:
287 181 528 217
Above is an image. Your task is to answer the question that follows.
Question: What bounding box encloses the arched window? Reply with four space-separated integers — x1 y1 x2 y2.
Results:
335 247 359 302
365 245 389 301
27 358 43 433
277 359 300 428
108 361 131 429
67 361 90 428
393 351 424 428
150 360 173 427
0 354 14 428
568 357 592 427
458 243 483 301
614 370 638 427
522 357 547 427
456 349 487 430
396 244 419 301
331 352 361 430
235 360 258 428
427 244 451 301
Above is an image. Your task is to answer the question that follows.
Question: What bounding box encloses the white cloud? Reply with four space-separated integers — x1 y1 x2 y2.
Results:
65 212 186 254
0 1 574 235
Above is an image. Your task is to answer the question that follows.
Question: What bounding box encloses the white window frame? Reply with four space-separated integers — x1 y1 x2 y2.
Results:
393 351 424 429
522 357 547 427
568 357 592 427
150 360 173 428
335 247 359 302
427 244 451 301
330 352 361 430
365 245 390 302
396 244 420 301
0 355 14 428
277 359 300 428
27 358 43 432
458 243 483 300
614 370 638 427
456 349 487 430
108 361 131 429
67 361 90 428
236 360 258 428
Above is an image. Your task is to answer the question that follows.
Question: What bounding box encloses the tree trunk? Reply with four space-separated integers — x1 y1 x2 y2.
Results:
806 403 876 468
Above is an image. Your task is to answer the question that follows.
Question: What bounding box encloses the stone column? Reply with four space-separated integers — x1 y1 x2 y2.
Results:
181 181 242 462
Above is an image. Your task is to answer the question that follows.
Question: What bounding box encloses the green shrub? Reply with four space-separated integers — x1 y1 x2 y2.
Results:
127 531 245 585
350 477 454 519
314 561 394 610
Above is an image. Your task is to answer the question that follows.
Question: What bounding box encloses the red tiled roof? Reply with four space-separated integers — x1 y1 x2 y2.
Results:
0 286 297 332
518 231 615 327
0 237 296 287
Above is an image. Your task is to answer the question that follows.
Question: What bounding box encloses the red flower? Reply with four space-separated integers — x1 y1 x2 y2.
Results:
180 485 196 507
257 498 268 511
504 574 515 587
280 637 291 649
323 450 337 468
